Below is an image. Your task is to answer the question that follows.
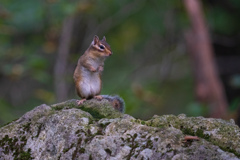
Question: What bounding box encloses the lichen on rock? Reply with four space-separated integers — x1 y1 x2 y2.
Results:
146 114 240 157
0 99 240 160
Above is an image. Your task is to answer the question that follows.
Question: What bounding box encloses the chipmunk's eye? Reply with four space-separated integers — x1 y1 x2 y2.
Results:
99 45 105 50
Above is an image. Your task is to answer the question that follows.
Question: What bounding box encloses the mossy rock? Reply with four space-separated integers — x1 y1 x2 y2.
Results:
0 99 240 159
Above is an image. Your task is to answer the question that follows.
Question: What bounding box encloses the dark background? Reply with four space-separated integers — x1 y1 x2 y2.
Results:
0 0 240 125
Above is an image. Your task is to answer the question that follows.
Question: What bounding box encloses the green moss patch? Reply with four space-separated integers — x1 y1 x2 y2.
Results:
146 115 240 158
0 135 32 159
51 99 78 111
51 99 123 120
80 100 123 119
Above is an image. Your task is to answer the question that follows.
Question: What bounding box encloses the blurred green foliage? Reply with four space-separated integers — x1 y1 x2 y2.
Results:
0 0 239 125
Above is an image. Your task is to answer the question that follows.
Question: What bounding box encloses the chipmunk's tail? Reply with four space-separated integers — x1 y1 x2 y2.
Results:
101 95 125 113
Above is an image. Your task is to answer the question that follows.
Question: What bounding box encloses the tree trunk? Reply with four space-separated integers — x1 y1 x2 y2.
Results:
183 0 228 118
54 16 75 102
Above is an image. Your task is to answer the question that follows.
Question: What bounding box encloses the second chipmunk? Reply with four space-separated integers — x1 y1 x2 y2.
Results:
73 35 112 105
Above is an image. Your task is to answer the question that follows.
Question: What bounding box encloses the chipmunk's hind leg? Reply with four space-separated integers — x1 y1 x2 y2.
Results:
94 95 103 100
76 99 86 105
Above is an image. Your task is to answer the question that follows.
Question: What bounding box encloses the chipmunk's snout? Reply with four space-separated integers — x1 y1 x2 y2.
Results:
106 50 112 56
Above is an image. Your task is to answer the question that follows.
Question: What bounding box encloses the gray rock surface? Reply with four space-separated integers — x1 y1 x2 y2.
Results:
0 99 240 160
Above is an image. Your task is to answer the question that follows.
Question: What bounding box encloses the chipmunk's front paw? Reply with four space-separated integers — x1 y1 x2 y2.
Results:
76 99 86 105
97 66 104 72
89 66 97 72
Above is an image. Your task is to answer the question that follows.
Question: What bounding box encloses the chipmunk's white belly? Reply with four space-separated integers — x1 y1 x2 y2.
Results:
79 68 101 98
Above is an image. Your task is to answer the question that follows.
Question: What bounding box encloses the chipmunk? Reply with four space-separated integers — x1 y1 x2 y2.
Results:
73 35 125 112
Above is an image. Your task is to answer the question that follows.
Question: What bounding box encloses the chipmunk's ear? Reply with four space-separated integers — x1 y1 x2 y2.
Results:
93 35 99 45
102 36 106 41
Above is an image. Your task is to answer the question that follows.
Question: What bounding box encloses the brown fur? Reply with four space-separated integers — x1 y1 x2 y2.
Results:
73 35 112 100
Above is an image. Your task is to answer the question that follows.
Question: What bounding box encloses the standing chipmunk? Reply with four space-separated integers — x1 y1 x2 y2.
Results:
73 35 125 112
